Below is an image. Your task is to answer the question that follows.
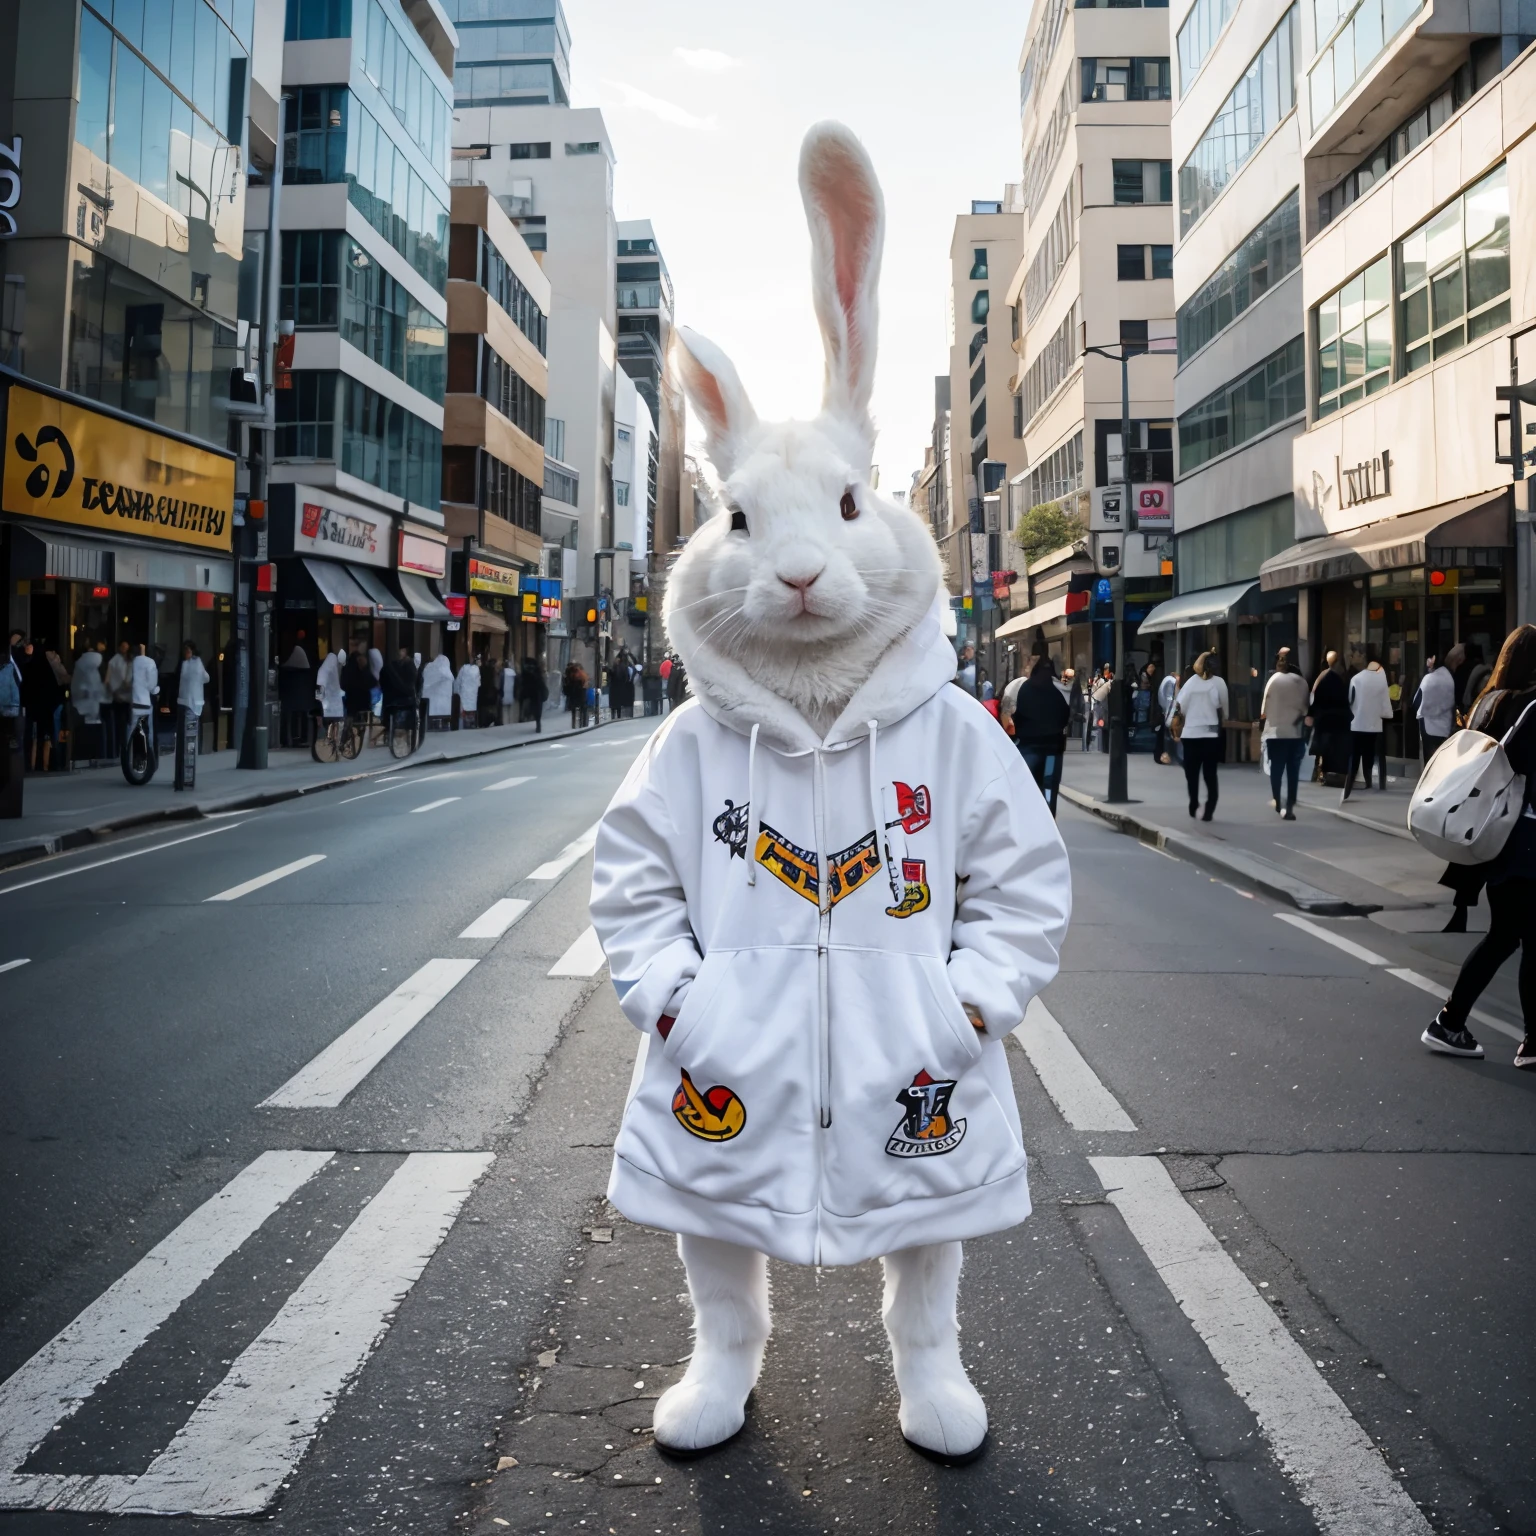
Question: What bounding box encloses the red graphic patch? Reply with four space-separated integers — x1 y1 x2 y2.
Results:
893 782 931 835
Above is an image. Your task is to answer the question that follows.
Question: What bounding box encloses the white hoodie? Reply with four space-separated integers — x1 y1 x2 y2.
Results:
421 654 454 716
591 601 1072 1267
1348 664 1393 732
315 653 344 718
455 660 481 714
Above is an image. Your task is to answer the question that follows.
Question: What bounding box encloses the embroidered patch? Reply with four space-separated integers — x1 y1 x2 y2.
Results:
827 833 882 903
672 1069 747 1142
887 1069 966 1157
889 782 932 835
712 799 750 858
755 821 821 902
885 857 931 919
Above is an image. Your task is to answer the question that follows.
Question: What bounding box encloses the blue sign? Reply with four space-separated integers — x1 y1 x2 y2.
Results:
518 576 562 599
1095 577 1113 603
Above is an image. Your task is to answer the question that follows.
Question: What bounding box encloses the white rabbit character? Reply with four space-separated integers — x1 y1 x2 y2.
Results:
590 121 1072 1461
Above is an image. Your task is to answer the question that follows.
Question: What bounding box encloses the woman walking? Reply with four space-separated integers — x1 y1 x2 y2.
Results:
1173 652 1228 821
1421 625 1536 1067
1309 652 1351 784
563 661 589 728
1259 647 1310 819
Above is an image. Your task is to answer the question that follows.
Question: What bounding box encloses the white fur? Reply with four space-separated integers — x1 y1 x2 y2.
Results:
657 122 979 1461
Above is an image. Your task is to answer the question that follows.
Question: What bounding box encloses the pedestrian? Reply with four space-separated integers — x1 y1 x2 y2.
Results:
0 639 20 792
455 653 482 729
174 641 209 790
1173 651 1227 821
382 646 420 738
956 642 976 693
421 652 454 729
129 642 160 750
1090 664 1113 753
278 640 313 747
517 655 548 728
1309 651 1351 784
1421 624 1536 1068
1342 655 1393 801
1259 647 1309 820
1010 658 1070 812
563 661 589 728
21 638 62 772
609 649 636 719
1156 666 1179 764
315 647 344 727
341 646 374 727
71 646 107 760
1414 654 1456 762
1459 641 1491 716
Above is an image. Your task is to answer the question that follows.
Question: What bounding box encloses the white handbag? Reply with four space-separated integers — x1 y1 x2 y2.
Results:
1407 697 1536 864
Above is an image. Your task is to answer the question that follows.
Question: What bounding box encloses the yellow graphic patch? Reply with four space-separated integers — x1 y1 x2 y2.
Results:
672 1070 747 1141
754 824 884 908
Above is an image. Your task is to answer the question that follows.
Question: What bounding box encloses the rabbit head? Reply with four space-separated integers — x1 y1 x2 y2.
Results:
665 122 943 735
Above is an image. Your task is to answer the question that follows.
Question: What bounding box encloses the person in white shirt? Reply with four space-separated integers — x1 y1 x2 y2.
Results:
1343 657 1394 801
175 641 210 790
454 656 482 728
106 639 133 757
1156 668 1179 765
128 645 160 760
1414 656 1456 763
1173 652 1229 821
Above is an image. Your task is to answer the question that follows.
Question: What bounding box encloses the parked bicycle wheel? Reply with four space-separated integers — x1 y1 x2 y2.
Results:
340 714 366 760
312 718 341 764
121 716 157 785
388 710 418 759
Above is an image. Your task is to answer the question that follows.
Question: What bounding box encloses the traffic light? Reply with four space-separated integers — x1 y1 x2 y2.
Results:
581 603 599 638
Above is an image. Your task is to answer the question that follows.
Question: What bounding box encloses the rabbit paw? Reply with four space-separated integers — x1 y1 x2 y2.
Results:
652 1368 750 1455
895 1356 988 1461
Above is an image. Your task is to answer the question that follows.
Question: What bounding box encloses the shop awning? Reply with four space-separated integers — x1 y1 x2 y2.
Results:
303 558 374 616
468 596 508 634
995 594 1071 638
1137 580 1260 634
1258 490 1510 591
349 564 410 620
396 573 451 620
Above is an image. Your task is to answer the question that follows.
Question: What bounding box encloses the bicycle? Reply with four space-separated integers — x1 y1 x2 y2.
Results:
311 711 366 764
120 708 158 785
386 703 421 759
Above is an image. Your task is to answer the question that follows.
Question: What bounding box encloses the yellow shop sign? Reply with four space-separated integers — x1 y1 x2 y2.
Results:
3 383 233 551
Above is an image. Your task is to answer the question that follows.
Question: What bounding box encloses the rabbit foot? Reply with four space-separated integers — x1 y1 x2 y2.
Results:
652 1350 757 1453
894 1351 988 1459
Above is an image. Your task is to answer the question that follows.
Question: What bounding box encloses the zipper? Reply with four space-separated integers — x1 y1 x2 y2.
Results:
812 749 832 1130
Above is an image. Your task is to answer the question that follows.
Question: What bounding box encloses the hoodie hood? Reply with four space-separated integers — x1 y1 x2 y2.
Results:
672 588 957 754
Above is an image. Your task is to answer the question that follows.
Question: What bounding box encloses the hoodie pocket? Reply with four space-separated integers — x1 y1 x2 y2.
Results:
657 948 736 1065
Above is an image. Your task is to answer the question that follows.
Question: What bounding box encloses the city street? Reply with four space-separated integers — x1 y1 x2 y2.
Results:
1 724 1533 1535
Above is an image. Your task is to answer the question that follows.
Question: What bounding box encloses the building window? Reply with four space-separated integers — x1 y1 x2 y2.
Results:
616 481 630 506
564 141 602 155
509 141 552 158
1095 418 1174 483
1173 495 1294 592
284 86 349 185
280 229 339 327
1014 393 1024 437
1022 79 1073 217
1309 0 1423 128
1118 245 1147 280
971 289 990 323
544 458 578 504
1121 320 1149 355
1151 245 1173 279
477 231 548 354
340 375 442 509
357 0 453 176
1315 257 1390 416
1178 7 1297 236
1180 335 1305 469
1177 0 1238 90
477 345 546 442
1023 302 1080 425
285 0 350 39
1399 161 1509 375
1177 193 1300 363
1081 57 1172 100
274 369 338 460
1113 160 1172 204
1025 189 1075 323
969 248 989 280
1023 430 1085 510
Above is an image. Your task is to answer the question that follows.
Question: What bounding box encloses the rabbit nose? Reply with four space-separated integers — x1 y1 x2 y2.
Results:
779 567 824 593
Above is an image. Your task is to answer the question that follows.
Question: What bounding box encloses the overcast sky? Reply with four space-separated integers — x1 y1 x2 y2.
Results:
563 0 1029 496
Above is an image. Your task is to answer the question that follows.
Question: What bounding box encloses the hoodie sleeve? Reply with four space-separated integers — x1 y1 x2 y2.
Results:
590 738 701 1033
946 746 1072 1038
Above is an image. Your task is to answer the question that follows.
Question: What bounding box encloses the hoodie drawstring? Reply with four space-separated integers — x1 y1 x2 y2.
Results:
745 723 760 886
868 719 904 903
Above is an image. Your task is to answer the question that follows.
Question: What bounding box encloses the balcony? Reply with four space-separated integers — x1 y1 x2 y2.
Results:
618 282 668 312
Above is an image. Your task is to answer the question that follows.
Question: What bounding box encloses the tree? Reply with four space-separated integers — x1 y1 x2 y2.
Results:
1014 502 1084 567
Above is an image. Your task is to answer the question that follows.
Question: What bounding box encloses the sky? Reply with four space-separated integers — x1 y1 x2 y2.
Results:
562 0 1031 495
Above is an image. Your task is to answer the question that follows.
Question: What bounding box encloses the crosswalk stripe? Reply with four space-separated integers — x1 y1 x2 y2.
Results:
204 854 326 903
1091 1156 1432 1536
0 1151 333 1477
482 775 534 792
1012 997 1135 1131
1385 967 1524 1041
548 925 606 977
259 959 479 1108
526 821 601 881
459 898 530 940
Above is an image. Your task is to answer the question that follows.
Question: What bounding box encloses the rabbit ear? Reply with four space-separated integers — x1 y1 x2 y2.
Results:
800 121 884 442
672 326 757 478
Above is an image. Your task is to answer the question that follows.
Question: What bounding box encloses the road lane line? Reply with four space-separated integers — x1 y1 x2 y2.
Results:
549 925 606 977
0 824 244 899
1012 997 1135 1132
482 775 535 792
0 959 28 974
1091 1155 1433 1536
1272 912 1389 965
6 1152 493 1517
410 796 460 814
1385 968 1523 1041
459 898 530 940
337 771 455 804
0 1151 332 1477
527 821 601 881
205 854 326 903
259 959 479 1108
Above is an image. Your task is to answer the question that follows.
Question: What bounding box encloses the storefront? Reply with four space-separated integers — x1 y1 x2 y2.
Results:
396 528 452 658
0 372 235 756
455 551 523 667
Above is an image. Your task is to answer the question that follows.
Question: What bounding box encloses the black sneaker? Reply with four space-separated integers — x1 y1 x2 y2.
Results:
1421 1010 1484 1059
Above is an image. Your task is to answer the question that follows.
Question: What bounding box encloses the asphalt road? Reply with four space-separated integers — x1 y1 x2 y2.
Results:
0 717 1531 1536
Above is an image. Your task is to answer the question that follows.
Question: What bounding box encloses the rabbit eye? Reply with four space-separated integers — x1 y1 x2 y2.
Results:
729 507 749 534
840 490 859 521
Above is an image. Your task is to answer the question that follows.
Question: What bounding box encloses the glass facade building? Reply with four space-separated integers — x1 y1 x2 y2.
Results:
444 0 572 107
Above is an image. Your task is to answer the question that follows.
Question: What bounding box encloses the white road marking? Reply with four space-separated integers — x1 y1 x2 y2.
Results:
204 854 326 903
259 959 479 1108
549 925 606 977
1385 968 1524 1042
0 958 28 974
1091 1155 1433 1536
0 1152 489 1517
0 824 243 898
527 821 601 881
0 1151 332 1477
1012 997 1135 1132
410 796 460 814
482 775 534 792
337 771 455 804
459 897 530 940
1272 912 1389 966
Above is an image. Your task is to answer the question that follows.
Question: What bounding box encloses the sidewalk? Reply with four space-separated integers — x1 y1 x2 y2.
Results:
1060 744 1461 923
0 706 641 872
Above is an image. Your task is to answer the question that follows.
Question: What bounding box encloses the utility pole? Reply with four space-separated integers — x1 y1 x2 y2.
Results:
1495 323 1536 628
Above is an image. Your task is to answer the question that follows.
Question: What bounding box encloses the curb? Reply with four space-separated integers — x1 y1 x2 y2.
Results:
0 715 621 876
1058 786 1381 917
